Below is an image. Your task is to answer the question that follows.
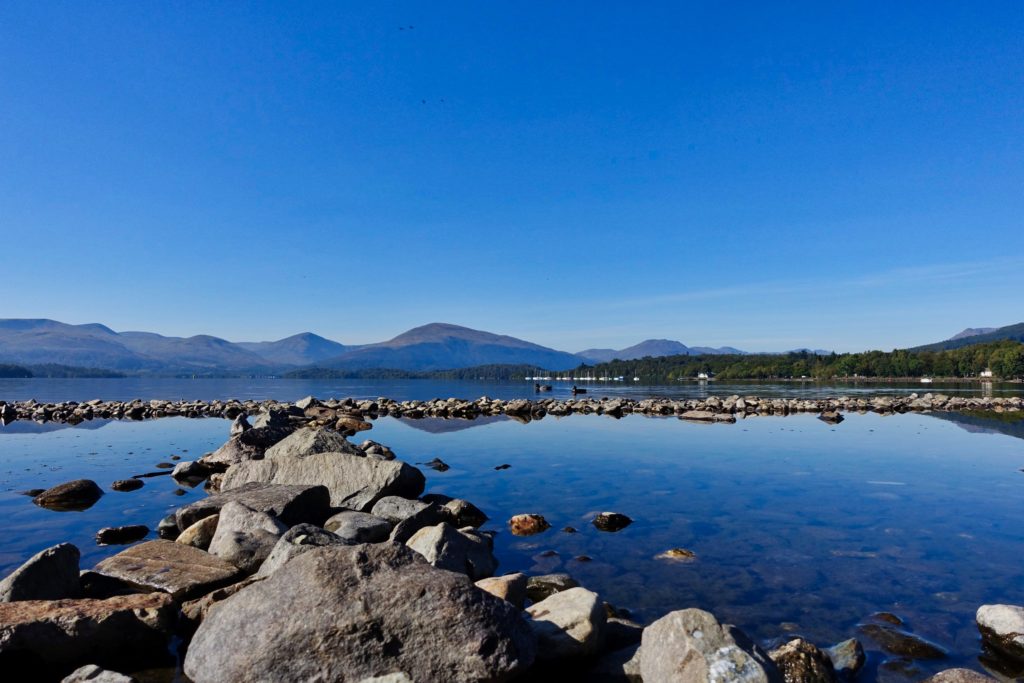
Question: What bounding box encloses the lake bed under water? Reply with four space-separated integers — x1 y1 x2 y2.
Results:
1 409 1022 681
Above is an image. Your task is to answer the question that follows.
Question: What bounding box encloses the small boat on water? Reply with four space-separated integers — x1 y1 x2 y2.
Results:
920 377 934 384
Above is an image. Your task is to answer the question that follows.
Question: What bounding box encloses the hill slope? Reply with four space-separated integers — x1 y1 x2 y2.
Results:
318 323 582 371
911 323 1024 352
237 333 351 366
578 339 745 363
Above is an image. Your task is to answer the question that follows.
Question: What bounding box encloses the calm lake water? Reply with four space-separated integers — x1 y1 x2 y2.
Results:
0 376 1021 403
2 407 1023 681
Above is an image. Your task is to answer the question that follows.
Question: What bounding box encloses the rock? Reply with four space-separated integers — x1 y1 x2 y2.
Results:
475 573 528 609
229 414 250 436
640 608 781 682
110 479 143 492
220 453 425 511
976 604 1024 662
200 436 262 467
372 496 444 543
256 524 346 577
263 426 361 460
324 510 393 543
18 488 45 497
295 395 319 410
0 543 81 602
656 548 697 561
156 513 180 540
680 410 717 422
869 611 903 625
592 512 633 532
424 457 449 472
526 587 607 660
825 638 865 679
920 669 996 682
495 463 511 470
768 638 836 683
184 543 535 682
0 593 176 676
509 513 551 536
588 643 642 682
405 523 498 580
180 576 262 631
171 460 215 485
207 502 287 574
177 515 220 550
606 617 644 650
92 540 242 600
175 482 330 531
61 664 137 682
442 498 489 528
33 480 104 511
858 623 946 659
818 411 845 424
95 525 149 545
527 573 579 603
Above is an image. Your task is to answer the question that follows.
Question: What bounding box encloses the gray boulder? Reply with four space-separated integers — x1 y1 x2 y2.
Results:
526 587 607 661
405 523 497 580
61 664 137 682
825 638 865 679
207 502 287 574
175 482 330 531
0 593 175 675
264 426 361 459
92 540 242 600
976 604 1024 662
372 496 444 543
324 510 393 543
475 573 528 609
0 543 81 602
184 543 536 682
220 452 425 511
640 608 781 682
921 669 996 682
256 524 347 577
177 515 220 550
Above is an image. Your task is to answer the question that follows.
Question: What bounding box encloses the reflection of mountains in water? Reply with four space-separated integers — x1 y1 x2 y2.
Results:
927 411 1024 441
392 415 510 434
0 419 115 435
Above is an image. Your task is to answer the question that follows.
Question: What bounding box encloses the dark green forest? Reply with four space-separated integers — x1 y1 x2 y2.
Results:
0 363 32 378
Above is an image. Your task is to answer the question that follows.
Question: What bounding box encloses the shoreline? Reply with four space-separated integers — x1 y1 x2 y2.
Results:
1 393 1022 427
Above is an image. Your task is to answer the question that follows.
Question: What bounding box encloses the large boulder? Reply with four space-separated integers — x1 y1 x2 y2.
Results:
372 496 444 543
526 587 607 661
0 543 81 602
324 510 393 543
476 573 528 609
91 540 242 600
184 543 536 682
32 480 103 511
405 523 497 580
174 482 330 531
207 502 287 574
640 608 781 682
256 524 347 577
220 452 425 511
976 604 1024 662
0 593 175 678
768 638 836 683
263 426 361 459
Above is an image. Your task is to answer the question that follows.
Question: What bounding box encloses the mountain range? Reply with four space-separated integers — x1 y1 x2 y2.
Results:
0 318 1019 375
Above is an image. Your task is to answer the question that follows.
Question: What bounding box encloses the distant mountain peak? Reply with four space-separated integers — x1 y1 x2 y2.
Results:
949 327 997 341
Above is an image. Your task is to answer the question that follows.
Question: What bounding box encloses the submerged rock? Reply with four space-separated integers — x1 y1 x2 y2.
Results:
0 543 81 602
639 608 781 682
592 512 633 532
33 480 103 511
509 513 551 536
526 587 607 661
110 479 143 492
184 543 536 682
655 548 697 561
858 623 946 660
921 669 996 682
92 540 242 600
95 525 149 546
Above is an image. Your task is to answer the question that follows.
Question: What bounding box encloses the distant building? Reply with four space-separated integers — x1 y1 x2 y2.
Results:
980 368 994 378
697 372 713 380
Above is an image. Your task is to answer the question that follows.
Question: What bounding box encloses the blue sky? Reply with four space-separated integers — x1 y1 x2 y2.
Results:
1 2 1021 352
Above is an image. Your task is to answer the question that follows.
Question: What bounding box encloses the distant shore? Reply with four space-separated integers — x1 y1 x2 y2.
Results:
1 392 1021 426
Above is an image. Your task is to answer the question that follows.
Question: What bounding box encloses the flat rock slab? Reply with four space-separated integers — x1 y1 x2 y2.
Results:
92 540 242 600
220 452 425 511
0 593 175 677
175 482 330 531
184 543 535 683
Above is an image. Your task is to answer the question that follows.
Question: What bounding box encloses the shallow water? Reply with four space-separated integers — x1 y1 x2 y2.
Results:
0 376 1020 403
1 410 1022 681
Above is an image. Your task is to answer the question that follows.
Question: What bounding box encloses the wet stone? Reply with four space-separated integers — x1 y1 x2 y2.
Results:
95 525 150 546
858 623 946 660
509 513 551 536
33 479 104 511
111 479 143 492
592 512 633 532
